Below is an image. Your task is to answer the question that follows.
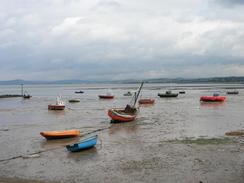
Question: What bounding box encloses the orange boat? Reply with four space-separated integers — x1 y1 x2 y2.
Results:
108 108 137 122
40 129 80 140
139 98 155 105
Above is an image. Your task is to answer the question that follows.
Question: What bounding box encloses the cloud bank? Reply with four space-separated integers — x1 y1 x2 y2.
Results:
0 0 244 80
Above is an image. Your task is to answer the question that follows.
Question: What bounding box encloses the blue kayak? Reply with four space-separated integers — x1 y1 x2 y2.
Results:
66 135 98 152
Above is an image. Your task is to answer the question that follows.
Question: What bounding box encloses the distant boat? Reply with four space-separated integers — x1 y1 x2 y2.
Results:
99 89 114 99
179 91 186 94
40 129 80 140
23 91 31 99
200 95 226 102
108 82 143 123
48 96 65 110
226 90 239 95
66 135 98 152
123 91 133 96
75 91 84 94
158 91 178 98
69 99 80 103
138 98 155 105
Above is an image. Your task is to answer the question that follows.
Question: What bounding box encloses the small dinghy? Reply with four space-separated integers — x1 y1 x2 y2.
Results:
48 96 65 110
138 98 155 105
200 93 226 102
66 135 98 152
40 129 80 140
108 82 143 123
23 91 31 99
226 90 239 95
123 91 133 96
69 99 80 103
179 91 186 94
158 91 178 98
75 91 84 94
99 89 114 99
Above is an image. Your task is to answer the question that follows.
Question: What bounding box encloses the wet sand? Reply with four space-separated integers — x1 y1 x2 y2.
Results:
0 84 244 183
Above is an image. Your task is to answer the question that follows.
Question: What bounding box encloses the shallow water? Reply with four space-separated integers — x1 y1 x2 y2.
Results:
0 83 243 182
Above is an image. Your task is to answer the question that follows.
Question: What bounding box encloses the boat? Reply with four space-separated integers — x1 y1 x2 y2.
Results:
23 91 31 99
75 91 84 94
68 99 80 103
123 91 133 96
40 129 80 140
158 91 178 98
48 96 65 110
179 91 186 94
108 82 143 123
226 90 239 95
66 135 98 152
138 98 155 105
200 94 226 102
99 89 114 99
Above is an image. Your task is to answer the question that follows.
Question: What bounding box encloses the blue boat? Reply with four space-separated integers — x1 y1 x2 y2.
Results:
66 135 98 152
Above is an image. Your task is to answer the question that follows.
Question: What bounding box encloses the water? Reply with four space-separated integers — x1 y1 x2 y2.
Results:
0 83 243 182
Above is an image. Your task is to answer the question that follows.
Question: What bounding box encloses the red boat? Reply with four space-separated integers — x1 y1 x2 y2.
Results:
200 96 226 102
108 108 137 122
99 95 114 99
48 96 65 110
139 98 155 105
108 82 144 123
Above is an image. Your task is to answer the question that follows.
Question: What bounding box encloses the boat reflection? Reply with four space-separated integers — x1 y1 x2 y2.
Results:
40 137 80 149
66 147 98 161
200 101 226 108
109 121 138 135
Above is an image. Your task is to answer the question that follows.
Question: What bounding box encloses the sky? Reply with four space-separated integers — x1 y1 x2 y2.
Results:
0 0 244 81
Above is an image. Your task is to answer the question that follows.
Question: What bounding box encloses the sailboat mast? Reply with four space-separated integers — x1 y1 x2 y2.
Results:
133 82 144 107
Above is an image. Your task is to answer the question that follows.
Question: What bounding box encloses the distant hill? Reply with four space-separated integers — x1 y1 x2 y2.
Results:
1 77 244 85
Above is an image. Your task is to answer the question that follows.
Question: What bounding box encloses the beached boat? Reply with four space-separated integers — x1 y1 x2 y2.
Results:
179 91 186 94
75 91 84 94
66 135 98 152
226 90 239 95
200 95 226 102
48 96 65 110
123 91 133 96
108 82 143 123
40 129 80 140
158 91 178 98
23 91 31 99
69 99 80 103
138 98 155 105
99 89 114 99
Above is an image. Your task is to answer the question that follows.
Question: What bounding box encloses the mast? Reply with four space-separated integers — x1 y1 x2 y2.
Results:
21 84 24 96
133 82 144 107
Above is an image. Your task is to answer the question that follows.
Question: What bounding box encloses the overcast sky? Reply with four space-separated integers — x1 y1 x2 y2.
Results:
0 0 244 81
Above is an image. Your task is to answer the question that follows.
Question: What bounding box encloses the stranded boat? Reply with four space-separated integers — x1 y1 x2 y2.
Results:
226 90 239 95
179 91 186 94
66 135 98 152
75 91 84 94
200 94 226 102
99 89 114 99
158 91 178 98
48 96 65 110
40 129 80 140
123 91 133 96
68 99 80 103
138 98 155 105
108 82 143 123
23 91 31 99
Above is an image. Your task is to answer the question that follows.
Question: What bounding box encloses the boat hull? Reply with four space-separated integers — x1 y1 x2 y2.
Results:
66 135 98 152
99 95 114 99
69 99 80 103
48 105 65 110
200 96 226 102
226 91 239 95
158 93 178 98
108 108 136 122
139 99 155 104
40 129 80 140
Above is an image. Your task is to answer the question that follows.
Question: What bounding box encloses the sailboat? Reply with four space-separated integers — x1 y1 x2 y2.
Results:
23 90 31 99
108 82 143 122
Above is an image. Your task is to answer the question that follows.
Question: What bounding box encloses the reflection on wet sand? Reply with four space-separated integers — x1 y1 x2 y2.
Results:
47 110 65 115
66 147 98 161
40 137 81 149
109 122 138 135
200 101 226 108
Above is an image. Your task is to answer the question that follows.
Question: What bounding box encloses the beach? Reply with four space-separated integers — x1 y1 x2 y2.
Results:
0 83 243 183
